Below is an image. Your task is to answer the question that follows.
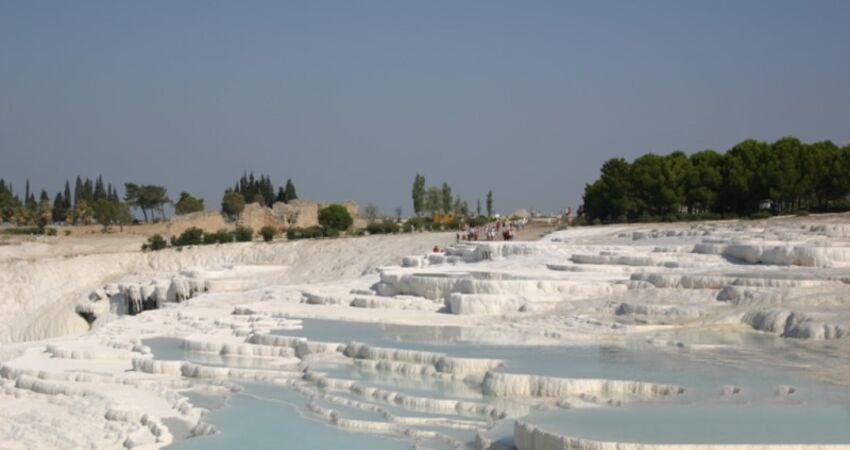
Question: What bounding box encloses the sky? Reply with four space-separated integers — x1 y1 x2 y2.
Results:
2 1 850 216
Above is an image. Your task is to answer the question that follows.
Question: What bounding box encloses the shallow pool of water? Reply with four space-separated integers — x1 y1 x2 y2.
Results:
524 403 850 444
271 319 831 403
167 384 410 450
150 318 850 449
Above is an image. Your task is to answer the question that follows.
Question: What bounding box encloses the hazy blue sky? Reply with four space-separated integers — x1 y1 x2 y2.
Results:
2 1 849 215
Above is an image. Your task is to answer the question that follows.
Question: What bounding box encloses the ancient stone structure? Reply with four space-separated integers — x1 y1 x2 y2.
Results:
238 203 283 231
272 199 320 228
165 211 229 237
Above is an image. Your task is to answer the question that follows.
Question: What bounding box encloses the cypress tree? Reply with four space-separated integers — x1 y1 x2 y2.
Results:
284 179 297 203
486 191 493 217
94 175 106 201
64 180 72 210
53 192 66 224
74 176 83 208
83 178 93 203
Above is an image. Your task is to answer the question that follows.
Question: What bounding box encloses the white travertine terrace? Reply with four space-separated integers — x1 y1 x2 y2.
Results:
2 216 850 449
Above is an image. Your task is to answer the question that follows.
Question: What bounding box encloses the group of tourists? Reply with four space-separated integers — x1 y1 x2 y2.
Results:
457 219 524 242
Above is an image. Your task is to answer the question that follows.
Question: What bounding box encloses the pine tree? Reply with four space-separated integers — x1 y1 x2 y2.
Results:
53 192 66 224
26 190 37 212
74 176 83 214
38 190 52 226
284 179 297 203
94 175 106 201
83 178 93 203
63 180 72 210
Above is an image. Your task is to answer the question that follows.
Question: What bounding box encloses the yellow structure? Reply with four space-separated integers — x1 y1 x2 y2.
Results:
431 211 456 224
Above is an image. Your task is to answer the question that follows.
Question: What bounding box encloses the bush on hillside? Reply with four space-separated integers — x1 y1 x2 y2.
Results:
260 225 277 242
172 227 204 246
381 220 400 234
234 226 253 242
1 227 42 235
465 216 489 228
366 220 400 235
286 226 324 240
318 204 353 232
405 217 428 231
446 219 464 231
749 211 772 220
202 229 233 244
142 234 168 251
570 217 588 226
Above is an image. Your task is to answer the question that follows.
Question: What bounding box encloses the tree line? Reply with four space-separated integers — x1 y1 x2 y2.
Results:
0 176 126 228
580 137 850 223
226 172 297 207
411 173 494 218
0 172 301 231
221 173 298 219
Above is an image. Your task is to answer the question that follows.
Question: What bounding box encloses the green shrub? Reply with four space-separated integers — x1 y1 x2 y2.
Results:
571 217 588 226
202 229 234 244
203 229 232 244
143 234 168 251
173 227 204 246
44 227 57 236
218 229 235 243
794 210 810 217
637 212 658 223
1 227 41 235
749 211 772 220
401 221 415 233
446 219 463 231
465 216 489 228
382 220 399 234
366 222 384 235
324 227 340 238
260 225 277 242
307 226 325 238
287 226 324 240
64 230 71 236
406 217 427 231
234 226 253 242
366 220 400 235
318 204 353 231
